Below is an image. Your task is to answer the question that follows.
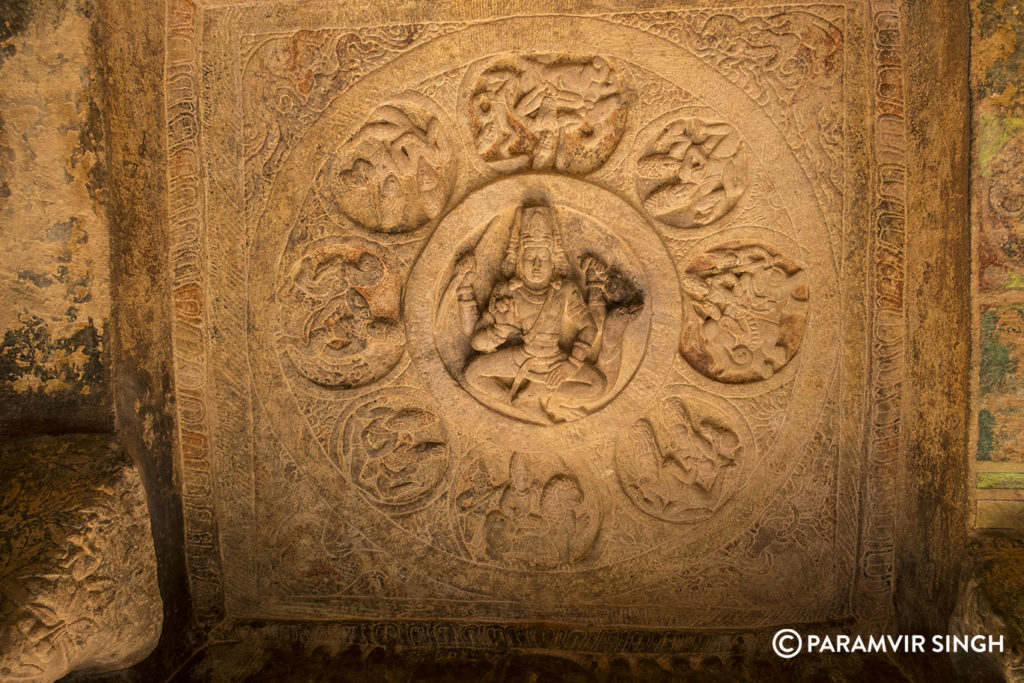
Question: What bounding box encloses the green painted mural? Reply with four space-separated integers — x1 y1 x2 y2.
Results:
974 0 1024 528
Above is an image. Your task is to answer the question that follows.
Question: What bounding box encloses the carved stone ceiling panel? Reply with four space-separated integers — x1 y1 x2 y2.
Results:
166 0 905 644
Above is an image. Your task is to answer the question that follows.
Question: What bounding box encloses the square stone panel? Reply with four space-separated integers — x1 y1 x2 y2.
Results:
166 0 906 643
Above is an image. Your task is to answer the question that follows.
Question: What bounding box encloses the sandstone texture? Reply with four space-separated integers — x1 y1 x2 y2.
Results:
5 0 1018 679
158 0 964 653
0 0 112 435
0 435 161 682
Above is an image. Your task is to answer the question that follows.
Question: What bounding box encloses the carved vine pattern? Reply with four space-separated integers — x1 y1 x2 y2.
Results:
607 9 845 263
165 3 904 630
242 23 466 222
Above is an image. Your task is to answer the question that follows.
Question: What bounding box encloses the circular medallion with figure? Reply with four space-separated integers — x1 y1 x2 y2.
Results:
405 174 682 450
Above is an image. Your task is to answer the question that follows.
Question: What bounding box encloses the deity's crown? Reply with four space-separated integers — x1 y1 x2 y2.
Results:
501 200 569 278
520 204 556 249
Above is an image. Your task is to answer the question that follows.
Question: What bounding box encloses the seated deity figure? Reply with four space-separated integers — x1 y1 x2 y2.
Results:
480 453 586 566
455 202 607 423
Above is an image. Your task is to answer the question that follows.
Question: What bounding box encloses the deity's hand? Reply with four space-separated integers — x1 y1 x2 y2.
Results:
454 252 477 286
488 286 515 325
580 254 610 286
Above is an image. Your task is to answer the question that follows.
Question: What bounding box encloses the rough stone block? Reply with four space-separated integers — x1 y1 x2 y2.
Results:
0 435 162 682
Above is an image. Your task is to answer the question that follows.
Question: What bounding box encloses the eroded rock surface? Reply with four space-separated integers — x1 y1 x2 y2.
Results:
0 435 161 682
0 0 112 435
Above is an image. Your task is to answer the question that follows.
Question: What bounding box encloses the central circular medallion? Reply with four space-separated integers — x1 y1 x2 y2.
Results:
406 174 681 451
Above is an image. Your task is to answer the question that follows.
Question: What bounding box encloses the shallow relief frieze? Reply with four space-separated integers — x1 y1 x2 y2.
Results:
167 1 897 633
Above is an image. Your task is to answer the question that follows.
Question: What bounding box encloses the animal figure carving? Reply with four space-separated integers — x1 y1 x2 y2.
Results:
680 244 808 383
468 53 628 174
279 238 404 388
617 398 742 523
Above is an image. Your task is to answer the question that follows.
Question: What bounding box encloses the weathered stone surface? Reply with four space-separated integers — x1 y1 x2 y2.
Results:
153 0 970 651
171 622 911 682
0 435 161 681
974 0 1024 294
0 0 980 677
91 0 207 674
951 534 1024 681
892 0 971 668
0 0 112 435
973 0 1024 531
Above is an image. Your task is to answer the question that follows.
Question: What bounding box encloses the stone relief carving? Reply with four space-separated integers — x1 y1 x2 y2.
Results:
253 412 416 600
243 25 464 221
466 53 630 174
0 437 161 681
338 388 450 506
860 2 908 620
679 243 808 383
449 201 644 423
455 450 601 568
608 9 845 256
688 12 843 98
174 1 863 632
634 113 747 228
407 172 680 456
262 508 393 597
276 236 404 388
615 397 745 523
315 96 456 233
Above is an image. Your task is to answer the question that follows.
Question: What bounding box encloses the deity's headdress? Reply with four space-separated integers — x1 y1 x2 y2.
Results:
501 201 571 279
508 452 533 487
